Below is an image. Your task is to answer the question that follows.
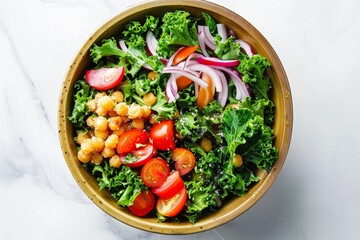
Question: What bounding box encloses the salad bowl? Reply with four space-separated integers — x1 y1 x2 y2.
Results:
58 0 292 234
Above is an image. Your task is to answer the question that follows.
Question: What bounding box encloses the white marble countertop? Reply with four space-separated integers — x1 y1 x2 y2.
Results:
1 0 360 239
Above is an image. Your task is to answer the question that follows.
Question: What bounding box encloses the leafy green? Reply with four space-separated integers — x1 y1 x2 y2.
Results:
92 163 146 207
123 15 159 37
202 12 217 35
150 88 177 121
68 80 97 129
157 10 199 58
238 54 271 99
90 38 122 64
214 35 246 60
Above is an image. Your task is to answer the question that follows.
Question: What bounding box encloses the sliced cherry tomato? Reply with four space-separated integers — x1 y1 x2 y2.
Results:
86 66 124 91
197 72 215 108
116 129 149 154
149 120 176 151
128 191 155 217
173 46 198 65
171 148 196 176
152 170 184 198
141 157 170 187
156 187 187 217
120 143 156 167
176 76 193 90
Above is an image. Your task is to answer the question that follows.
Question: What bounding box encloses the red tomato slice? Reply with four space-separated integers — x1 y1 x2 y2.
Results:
156 187 187 217
116 129 149 154
171 148 196 176
120 143 156 168
141 157 170 187
128 190 155 217
86 66 124 91
173 46 198 65
197 72 215 108
149 120 176 151
152 170 184 198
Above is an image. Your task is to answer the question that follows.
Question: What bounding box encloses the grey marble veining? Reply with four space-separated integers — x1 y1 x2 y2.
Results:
1 0 360 239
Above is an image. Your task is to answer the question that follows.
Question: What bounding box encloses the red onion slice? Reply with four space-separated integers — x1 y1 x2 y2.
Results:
217 24 228 42
146 30 158 56
166 47 184 66
118 39 128 52
162 68 208 88
198 26 210 57
214 69 228 107
187 64 222 92
203 26 216 50
235 39 254 57
196 57 240 67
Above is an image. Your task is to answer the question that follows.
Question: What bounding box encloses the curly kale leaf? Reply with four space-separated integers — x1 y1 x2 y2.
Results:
123 15 159 37
214 35 246 60
202 12 217 35
238 54 271 99
151 88 176 121
157 10 199 58
68 80 97 129
92 163 146 207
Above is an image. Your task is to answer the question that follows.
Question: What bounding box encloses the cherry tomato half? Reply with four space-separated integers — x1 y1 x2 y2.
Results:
171 148 196 176
116 129 149 154
86 66 124 91
176 76 193 90
156 187 187 217
150 120 176 151
197 72 215 108
173 46 198 65
141 157 170 188
128 191 155 217
120 143 156 168
152 170 184 199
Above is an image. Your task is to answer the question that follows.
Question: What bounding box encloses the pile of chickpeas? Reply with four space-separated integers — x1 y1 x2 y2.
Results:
76 89 158 167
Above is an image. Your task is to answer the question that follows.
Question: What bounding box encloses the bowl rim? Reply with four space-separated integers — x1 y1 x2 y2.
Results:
58 0 293 234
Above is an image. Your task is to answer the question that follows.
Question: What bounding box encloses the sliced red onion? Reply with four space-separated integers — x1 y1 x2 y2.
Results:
118 39 128 52
183 53 204 68
197 26 210 57
163 66 200 78
146 30 158 56
214 69 228 107
235 39 254 57
217 24 228 42
165 74 177 103
196 57 240 67
187 64 222 92
142 63 153 71
194 83 199 98
214 66 250 100
166 47 184 66
203 26 216 50
162 67 208 88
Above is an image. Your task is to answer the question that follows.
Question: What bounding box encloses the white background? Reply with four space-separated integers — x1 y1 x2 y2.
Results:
1 0 359 239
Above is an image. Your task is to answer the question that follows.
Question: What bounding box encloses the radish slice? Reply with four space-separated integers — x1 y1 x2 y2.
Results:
196 57 240 67
235 39 254 57
217 24 228 42
187 64 222 92
146 31 158 56
86 67 125 91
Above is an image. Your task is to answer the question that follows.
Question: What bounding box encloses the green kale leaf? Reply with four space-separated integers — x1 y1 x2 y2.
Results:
202 12 217 35
151 88 176 121
214 35 246 60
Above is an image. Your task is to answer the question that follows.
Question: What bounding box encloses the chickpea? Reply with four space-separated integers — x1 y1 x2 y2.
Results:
132 118 144 129
112 127 125 137
115 102 129 116
77 150 92 163
147 71 157 80
128 104 143 119
98 96 115 111
141 105 151 118
94 116 108 131
233 154 243 168
95 92 106 101
108 116 122 131
95 106 107 116
86 116 95 128
200 137 212 152
94 130 109 140
101 147 115 158
91 137 104 152
80 139 94 155
111 91 124 103
91 152 103 165
76 131 89 145
105 134 119 149
109 154 122 168
87 99 97 112
143 92 157 106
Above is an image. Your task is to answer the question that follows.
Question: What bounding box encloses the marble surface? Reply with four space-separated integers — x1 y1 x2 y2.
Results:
1 0 360 239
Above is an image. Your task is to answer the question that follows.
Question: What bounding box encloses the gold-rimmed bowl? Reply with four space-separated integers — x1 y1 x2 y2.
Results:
58 0 293 234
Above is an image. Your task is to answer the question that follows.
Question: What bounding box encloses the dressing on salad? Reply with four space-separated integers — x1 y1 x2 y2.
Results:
68 10 278 223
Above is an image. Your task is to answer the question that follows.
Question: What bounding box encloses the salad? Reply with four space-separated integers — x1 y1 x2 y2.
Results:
68 10 278 223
